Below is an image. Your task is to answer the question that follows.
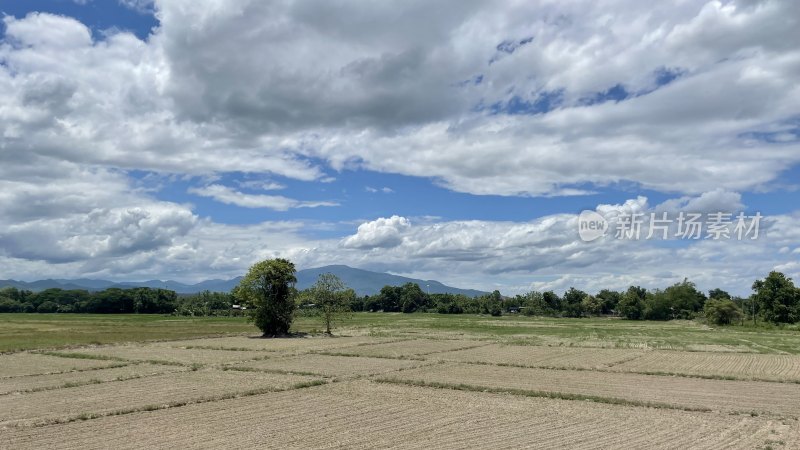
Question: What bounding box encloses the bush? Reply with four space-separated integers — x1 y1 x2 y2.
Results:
0 298 22 313
37 301 59 313
704 298 743 325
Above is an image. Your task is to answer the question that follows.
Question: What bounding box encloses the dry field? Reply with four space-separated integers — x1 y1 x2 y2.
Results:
228 353 431 377
0 363 186 395
610 350 800 382
432 343 644 369
150 335 390 353
1 381 797 450
324 338 484 358
3 332 800 449
51 345 267 365
0 353 122 378
379 362 800 417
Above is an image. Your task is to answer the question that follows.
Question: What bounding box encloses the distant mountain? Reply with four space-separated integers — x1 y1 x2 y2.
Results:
0 265 486 297
295 265 487 297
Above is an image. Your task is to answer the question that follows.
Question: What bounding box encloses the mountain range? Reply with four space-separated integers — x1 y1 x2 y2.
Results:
0 265 487 297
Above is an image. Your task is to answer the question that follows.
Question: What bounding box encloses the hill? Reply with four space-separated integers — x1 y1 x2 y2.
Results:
0 266 487 297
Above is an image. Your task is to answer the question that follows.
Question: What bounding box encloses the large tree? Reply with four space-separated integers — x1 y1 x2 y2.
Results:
752 271 799 324
309 273 354 334
618 286 646 320
234 258 297 336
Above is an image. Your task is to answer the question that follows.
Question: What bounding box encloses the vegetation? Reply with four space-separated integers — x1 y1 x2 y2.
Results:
0 314 253 352
233 258 297 336
2 264 799 330
302 273 355 334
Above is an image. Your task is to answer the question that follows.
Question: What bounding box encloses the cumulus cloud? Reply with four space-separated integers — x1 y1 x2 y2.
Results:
188 184 338 211
340 216 411 249
1 1 799 293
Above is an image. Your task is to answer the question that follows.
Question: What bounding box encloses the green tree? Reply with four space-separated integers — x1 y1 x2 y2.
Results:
662 279 706 319
618 286 646 320
309 273 354 334
562 288 587 318
0 298 21 313
596 289 622 314
400 283 427 313
704 298 743 325
752 271 800 324
233 258 297 336
581 295 603 316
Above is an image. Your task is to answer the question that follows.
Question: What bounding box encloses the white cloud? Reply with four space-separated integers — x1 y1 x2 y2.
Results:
188 184 338 211
1 2 799 293
340 216 411 249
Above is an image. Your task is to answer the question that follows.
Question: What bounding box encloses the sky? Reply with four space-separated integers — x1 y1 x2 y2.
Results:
0 0 798 295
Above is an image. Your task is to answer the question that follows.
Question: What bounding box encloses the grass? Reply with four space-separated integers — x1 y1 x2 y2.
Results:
0 314 254 352
3 312 800 354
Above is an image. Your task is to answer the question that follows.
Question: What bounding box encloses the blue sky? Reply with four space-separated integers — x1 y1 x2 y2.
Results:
1 0 799 295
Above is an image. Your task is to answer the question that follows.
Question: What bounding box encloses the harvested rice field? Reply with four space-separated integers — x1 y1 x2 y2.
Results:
325 338 485 358
151 335 391 353
3 315 800 449
609 350 800 382
227 353 431 377
0 363 186 395
433 343 644 369
1 381 797 450
379 362 800 417
50 346 266 366
0 353 122 378
0 368 322 429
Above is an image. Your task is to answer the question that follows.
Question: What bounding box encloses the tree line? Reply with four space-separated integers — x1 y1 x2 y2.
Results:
2 264 799 329
0 286 238 316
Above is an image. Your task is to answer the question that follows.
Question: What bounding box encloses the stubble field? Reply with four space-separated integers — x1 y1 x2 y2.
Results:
1 313 799 449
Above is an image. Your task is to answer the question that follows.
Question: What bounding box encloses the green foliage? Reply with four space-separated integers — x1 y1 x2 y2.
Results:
662 279 706 319
561 287 587 318
596 289 622 314
0 298 22 313
308 273 354 334
233 258 297 336
704 298 743 325
176 291 235 316
752 271 800 324
36 301 59 313
618 286 645 320
581 295 603 316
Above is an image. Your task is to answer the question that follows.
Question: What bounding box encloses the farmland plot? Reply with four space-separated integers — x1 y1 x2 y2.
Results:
433 344 644 369
328 339 483 358
1 380 796 450
0 369 323 429
0 363 185 395
51 346 265 366
0 353 122 378
229 353 430 377
610 351 800 382
379 362 800 417
153 335 391 353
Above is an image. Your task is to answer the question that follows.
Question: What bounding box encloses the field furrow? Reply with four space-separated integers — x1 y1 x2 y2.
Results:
151 335 393 353
610 351 800 382
378 362 800 417
0 369 323 429
51 346 265 365
0 363 186 395
432 344 645 369
0 353 123 378
227 353 431 377
327 339 484 358
0 380 795 450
